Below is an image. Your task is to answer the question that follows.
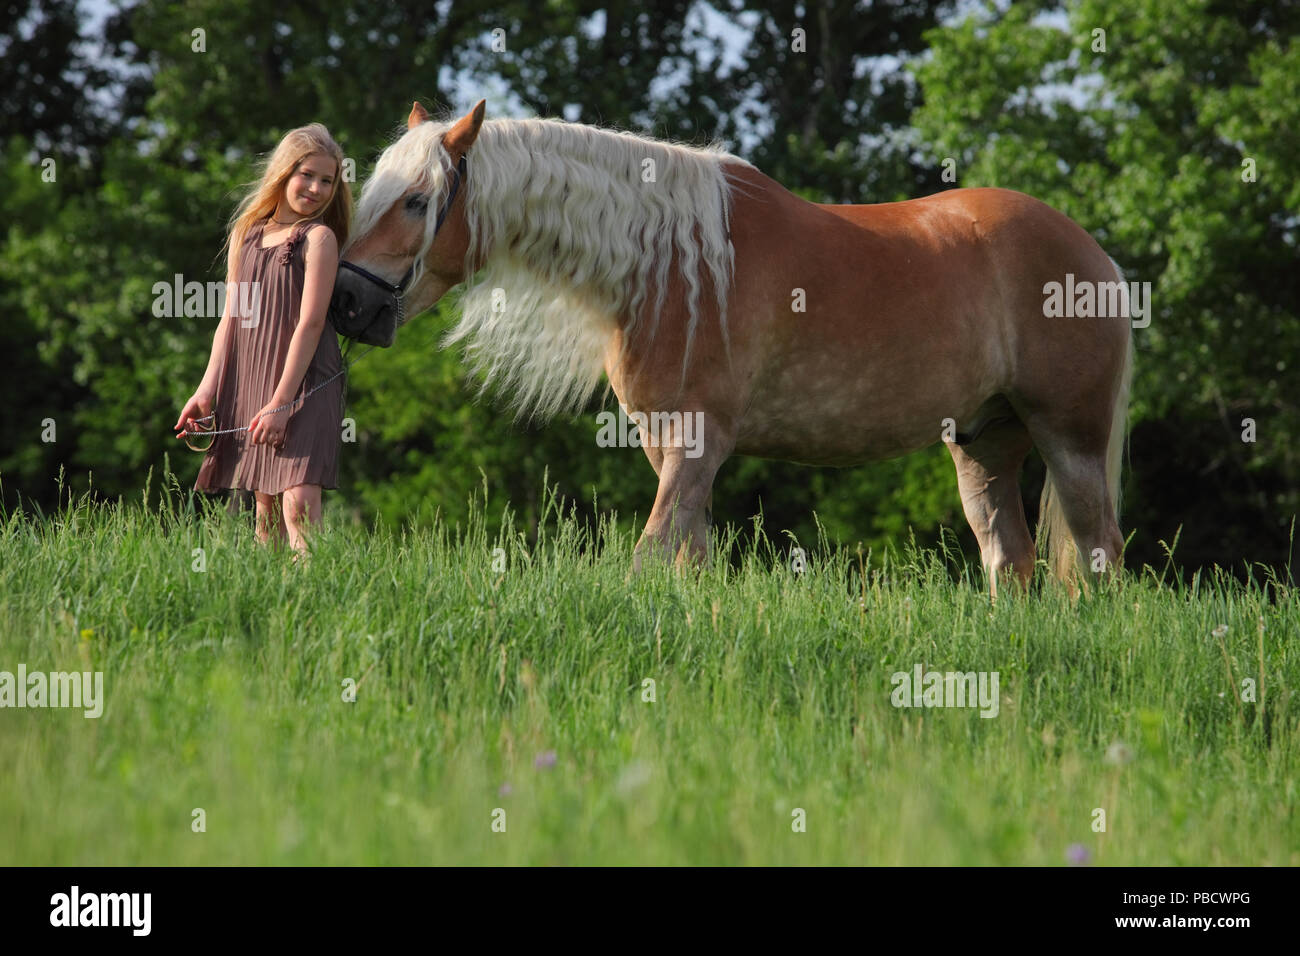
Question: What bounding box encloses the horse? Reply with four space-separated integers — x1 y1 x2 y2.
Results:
330 100 1134 596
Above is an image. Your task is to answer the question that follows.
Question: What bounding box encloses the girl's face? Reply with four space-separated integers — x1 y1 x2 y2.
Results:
284 152 338 217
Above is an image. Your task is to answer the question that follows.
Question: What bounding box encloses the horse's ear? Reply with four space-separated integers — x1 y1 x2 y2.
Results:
443 99 486 156
407 101 432 130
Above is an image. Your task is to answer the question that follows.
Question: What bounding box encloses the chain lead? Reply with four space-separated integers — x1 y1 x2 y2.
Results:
186 343 376 439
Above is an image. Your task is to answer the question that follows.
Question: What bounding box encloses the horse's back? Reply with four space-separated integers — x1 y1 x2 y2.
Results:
822 187 1105 262
819 185 1125 351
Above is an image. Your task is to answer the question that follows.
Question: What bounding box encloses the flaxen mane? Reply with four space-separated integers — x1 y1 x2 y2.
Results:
350 116 750 421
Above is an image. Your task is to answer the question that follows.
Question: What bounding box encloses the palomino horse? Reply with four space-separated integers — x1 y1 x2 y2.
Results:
331 100 1133 595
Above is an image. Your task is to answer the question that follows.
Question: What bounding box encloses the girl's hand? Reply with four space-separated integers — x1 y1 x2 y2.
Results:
174 391 215 439
249 402 290 449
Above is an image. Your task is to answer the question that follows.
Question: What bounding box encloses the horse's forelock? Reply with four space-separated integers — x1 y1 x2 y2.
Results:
346 121 457 281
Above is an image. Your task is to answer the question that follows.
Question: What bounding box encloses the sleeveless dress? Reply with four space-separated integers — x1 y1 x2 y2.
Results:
195 217 343 494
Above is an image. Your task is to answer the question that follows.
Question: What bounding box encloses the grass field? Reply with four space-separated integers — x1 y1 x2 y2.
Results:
1 470 1295 865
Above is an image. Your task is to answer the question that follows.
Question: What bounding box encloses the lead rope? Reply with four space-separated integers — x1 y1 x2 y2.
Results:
184 340 377 444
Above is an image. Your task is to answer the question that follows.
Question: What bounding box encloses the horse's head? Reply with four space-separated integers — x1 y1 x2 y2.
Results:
328 99 484 344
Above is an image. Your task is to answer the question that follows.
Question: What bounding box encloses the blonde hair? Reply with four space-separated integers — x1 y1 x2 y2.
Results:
352 116 748 422
223 123 352 278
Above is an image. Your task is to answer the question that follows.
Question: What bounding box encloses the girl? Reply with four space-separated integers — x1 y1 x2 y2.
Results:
175 124 352 555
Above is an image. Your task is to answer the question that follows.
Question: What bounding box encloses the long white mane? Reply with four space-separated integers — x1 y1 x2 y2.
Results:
350 115 749 421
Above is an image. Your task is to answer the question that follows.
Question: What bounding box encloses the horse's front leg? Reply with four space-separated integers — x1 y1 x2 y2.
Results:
631 413 729 572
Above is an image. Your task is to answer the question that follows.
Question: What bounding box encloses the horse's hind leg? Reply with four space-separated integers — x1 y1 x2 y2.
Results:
1032 432 1124 582
946 417 1035 597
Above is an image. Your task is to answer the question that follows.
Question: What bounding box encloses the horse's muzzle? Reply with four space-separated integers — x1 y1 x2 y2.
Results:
328 264 402 348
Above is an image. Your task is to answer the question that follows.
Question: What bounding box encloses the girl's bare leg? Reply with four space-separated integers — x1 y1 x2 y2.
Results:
254 491 287 547
282 483 323 557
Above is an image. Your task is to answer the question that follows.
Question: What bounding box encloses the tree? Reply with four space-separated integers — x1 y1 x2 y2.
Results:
911 0 1300 573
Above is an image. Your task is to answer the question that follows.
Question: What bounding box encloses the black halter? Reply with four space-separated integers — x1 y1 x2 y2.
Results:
337 152 468 295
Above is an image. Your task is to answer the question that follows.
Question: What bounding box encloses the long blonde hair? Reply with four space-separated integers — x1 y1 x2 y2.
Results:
223 123 352 278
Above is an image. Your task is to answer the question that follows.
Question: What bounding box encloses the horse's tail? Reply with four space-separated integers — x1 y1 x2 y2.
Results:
1037 256 1134 582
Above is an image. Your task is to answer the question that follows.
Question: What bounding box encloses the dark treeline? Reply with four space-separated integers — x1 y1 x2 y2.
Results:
2 0 1296 577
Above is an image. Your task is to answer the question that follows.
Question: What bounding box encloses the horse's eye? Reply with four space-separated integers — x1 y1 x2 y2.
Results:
405 194 429 213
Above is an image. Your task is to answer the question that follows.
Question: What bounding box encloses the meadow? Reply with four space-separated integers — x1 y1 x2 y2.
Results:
1 469 1294 866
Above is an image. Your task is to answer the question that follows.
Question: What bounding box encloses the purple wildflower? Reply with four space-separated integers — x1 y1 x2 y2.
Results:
1066 843 1091 866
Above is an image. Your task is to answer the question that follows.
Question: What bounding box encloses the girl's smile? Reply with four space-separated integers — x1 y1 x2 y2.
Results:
278 153 337 220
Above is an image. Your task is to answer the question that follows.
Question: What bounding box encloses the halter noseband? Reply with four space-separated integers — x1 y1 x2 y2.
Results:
338 152 468 296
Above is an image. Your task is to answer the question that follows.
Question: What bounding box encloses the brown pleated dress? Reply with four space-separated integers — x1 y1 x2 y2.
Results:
195 217 343 495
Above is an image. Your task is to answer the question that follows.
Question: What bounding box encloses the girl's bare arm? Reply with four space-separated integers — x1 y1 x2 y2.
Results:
175 242 240 433
198 243 241 399
267 226 339 408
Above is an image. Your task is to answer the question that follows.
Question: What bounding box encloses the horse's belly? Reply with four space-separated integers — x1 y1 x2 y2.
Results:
735 406 942 466
733 339 998 466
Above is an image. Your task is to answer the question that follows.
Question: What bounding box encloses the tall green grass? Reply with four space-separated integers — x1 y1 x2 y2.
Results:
0 467 1295 864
